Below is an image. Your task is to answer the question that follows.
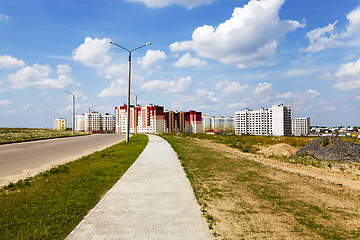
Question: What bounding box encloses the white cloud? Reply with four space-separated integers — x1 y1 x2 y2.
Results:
305 89 320 98
170 0 304 67
9 64 77 89
0 55 25 69
253 82 273 94
141 76 192 94
303 6 360 52
195 89 219 103
97 78 127 98
72 37 112 67
139 50 167 69
5 104 30 115
0 100 12 106
0 14 9 22
355 96 360 100
276 91 293 100
174 53 206 68
214 79 247 95
228 102 246 109
345 6 360 36
302 21 341 52
333 57 360 90
125 0 215 9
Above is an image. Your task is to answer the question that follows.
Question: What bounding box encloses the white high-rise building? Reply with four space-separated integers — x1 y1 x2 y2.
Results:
75 114 85 132
292 117 310 136
235 104 291 136
75 112 115 133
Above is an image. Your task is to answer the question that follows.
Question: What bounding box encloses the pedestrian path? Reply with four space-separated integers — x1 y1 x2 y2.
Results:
66 134 211 240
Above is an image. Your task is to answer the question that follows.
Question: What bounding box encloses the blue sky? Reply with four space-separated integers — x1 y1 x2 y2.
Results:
1 0 360 128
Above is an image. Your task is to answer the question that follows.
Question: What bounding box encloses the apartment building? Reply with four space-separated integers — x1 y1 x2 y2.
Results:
235 104 291 136
115 104 202 134
292 117 310 136
202 115 235 134
53 118 67 130
75 112 115 133
75 114 85 132
116 104 165 134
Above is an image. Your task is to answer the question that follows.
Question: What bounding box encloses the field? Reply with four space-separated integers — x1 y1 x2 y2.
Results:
0 134 148 240
0 128 90 144
161 134 360 240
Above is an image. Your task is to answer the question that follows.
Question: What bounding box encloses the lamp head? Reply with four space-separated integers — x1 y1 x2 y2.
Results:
146 42 151 46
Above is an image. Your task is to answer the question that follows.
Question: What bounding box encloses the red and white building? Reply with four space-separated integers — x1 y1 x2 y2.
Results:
115 104 202 134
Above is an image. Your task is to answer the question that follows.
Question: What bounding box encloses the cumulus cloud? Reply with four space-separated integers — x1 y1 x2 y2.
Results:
228 102 246 109
0 55 25 69
276 91 293 100
0 14 9 22
141 76 192 94
304 6 360 52
253 82 273 94
214 79 247 95
9 64 77 89
98 78 128 98
174 53 206 68
302 21 341 52
333 57 360 90
344 6 360 36
0 100 12 106
305 89 320 98
125 0 215 9
170 0 304 67
72 37 112 67
139 50 167 69
195 89 219 103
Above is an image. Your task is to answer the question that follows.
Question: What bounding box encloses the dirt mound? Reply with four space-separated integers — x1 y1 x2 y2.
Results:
296 136 360 163
258 143 298 157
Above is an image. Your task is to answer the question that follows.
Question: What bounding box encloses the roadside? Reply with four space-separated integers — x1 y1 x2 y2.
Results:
0 134 148 240
0 134 126 186
162 135 360 240
0 128 90 145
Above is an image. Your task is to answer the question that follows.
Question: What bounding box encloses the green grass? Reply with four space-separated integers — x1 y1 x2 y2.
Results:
177 133 316 153
160 134 360 239
0 128 90 144
0 134 148 240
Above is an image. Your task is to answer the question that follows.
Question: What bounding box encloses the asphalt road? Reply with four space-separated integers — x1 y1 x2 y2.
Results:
0 134 126 186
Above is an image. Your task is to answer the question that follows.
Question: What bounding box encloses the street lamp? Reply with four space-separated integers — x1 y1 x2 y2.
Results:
64 90 83 135
131 91 145 135
109 41 151 142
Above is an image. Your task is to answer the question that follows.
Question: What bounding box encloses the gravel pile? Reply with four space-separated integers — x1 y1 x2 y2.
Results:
296 136 360 163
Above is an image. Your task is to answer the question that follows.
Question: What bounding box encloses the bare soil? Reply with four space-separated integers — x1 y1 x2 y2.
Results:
189 138 360 240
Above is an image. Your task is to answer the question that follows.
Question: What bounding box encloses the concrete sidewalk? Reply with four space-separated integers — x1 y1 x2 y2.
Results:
66 134 211 240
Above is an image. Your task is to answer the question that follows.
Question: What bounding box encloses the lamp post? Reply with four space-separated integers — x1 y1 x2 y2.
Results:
109 41 151 142
64 90 83 135
131 91 145 135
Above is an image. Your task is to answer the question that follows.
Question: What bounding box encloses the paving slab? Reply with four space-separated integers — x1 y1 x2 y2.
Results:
66 134 212 240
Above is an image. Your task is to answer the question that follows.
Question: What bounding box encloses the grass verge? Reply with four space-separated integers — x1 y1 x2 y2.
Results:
0 128 90 144
0 134 148 240
161 134 360 240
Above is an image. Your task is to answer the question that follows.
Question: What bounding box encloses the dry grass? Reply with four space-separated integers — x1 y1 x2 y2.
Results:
161 134 360 240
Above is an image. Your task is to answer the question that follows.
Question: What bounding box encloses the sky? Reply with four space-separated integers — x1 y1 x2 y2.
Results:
1 0 360 128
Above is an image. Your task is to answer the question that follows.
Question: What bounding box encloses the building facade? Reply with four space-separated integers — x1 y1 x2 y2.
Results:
202 115 235 134
53 118 67 130
235 104 291 136
75 112 115 133
292 117 310 136
115 104 202 134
